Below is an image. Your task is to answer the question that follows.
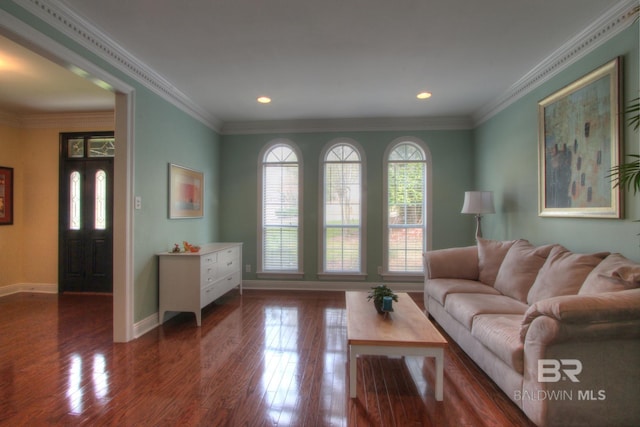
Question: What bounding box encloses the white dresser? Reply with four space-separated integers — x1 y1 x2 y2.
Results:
158 242 243 326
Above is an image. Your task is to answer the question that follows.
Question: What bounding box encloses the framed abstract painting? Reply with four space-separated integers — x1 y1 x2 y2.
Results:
538 57 621 218
168 163 204 219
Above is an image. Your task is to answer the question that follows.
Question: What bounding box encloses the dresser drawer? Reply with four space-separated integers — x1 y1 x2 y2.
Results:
201 282 219 308
218 246 240 277
201 262 218 287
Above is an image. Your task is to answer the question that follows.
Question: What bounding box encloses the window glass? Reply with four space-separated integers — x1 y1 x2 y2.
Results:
88 137 115 158
70 171 81 230
386 141 427 273
95 170 107 230
261 144 300 271
322 143 362 273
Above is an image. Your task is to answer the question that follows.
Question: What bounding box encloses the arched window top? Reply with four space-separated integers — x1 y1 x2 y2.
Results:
388 141 425 162
325 143 360 162
263 140 299 164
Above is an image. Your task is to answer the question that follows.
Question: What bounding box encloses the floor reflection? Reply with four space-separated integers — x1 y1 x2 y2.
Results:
66 353 110 415
321 307 347 426
262 306 300 425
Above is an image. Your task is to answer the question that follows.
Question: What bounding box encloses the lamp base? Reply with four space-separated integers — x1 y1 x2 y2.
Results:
475 214 483 240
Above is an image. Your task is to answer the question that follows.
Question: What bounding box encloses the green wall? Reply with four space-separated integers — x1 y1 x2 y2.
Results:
474 23 640 260
132 96 221 321
220 130 474 282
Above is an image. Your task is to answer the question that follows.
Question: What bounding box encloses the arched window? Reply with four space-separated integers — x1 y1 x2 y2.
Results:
258 140 303 278
319 139 366 278
383 137 431 278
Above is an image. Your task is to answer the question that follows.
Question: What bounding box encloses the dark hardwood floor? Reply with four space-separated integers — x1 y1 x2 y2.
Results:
0 290 534 426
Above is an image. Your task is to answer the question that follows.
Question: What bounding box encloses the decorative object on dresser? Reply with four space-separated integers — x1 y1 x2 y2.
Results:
461 190 495 239
158 242 242 326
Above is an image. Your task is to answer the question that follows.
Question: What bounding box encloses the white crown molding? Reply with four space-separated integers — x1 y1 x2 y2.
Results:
221 116 474 135
13 0 222 132
473 0 639 126
0 109 114 129
0 110 20 127
9 0 638 134
20 110 114 129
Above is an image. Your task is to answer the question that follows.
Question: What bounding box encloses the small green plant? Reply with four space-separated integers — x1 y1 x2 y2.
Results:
608 97 640 194
367 285 398 304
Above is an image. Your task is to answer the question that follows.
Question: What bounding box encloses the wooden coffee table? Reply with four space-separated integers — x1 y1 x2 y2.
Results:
346 291 447 401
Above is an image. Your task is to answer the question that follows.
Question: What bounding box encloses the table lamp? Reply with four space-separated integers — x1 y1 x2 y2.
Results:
461 191 495 239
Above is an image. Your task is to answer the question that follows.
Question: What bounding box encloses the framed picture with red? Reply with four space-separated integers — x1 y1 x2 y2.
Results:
0 166 13 225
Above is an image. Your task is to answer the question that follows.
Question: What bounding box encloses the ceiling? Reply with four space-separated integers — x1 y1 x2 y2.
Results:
0 0 628 127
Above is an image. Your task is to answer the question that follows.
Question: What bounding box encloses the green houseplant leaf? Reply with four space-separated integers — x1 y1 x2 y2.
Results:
609 96 640 193
608 154 640 194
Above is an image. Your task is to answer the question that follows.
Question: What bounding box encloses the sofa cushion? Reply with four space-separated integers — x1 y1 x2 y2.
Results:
426 278 501 305
527 245 609 304
579 253 640 295
444 293 529 330
478 238 518 286
424 246 479 280
493 240 556 303
471 314 524 374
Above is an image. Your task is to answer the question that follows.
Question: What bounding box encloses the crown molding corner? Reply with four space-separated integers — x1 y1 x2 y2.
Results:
473 0 639 126
13 0 222 132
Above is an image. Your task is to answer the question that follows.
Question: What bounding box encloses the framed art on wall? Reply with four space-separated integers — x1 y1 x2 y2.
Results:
0 166 13 225
168 163 204 219
538 57 621 218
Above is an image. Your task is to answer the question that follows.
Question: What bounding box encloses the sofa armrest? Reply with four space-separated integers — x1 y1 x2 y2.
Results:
520 288 640 341
423 246 478 280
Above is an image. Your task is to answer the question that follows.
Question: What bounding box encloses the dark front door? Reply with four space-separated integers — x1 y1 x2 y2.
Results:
59 132 114 293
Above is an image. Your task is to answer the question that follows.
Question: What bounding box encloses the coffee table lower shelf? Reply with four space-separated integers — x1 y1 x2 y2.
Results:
348 344 444 400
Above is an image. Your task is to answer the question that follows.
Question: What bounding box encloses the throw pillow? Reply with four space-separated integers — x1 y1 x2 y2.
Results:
579 253 640 294
477 238 518 286
493 240 556 303
527 245 609 304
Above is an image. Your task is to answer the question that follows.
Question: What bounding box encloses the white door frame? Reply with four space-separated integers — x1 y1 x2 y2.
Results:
0 10 136 342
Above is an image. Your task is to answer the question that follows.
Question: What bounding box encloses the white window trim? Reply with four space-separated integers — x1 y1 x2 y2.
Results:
382 136 432 279
257 139 304 279
318 138 367 280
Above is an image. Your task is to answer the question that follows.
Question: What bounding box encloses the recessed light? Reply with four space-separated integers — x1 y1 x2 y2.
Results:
257 96 272 104
417 92 432 100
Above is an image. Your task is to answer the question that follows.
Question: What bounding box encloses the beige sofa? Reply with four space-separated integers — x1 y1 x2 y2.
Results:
423 238 640 427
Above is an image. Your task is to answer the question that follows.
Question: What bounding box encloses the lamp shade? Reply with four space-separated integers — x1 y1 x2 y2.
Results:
461 191 495 215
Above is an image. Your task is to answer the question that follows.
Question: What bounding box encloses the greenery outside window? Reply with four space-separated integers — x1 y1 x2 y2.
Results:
319 139 366 279
383 138 431 280
258 140 303 279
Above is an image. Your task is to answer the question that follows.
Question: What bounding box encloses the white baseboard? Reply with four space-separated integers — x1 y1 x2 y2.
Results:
242 279 424 293
134 312 160 339
132 281 423 338
0 283 58 297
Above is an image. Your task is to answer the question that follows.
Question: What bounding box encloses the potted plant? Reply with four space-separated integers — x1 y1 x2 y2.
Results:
367 285 398 314
609 96 640 193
